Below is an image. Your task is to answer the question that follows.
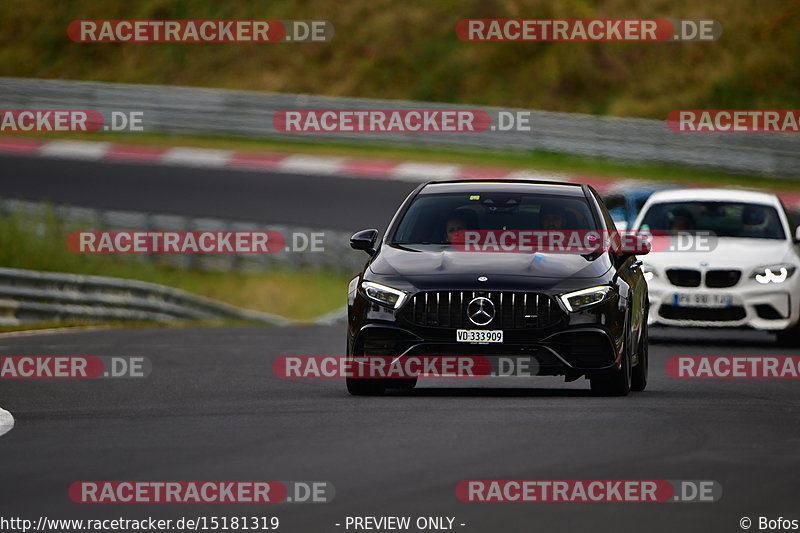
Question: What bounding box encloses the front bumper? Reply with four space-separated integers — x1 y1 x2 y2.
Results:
648 280 798 330
351 323 621 378
348 281 631 379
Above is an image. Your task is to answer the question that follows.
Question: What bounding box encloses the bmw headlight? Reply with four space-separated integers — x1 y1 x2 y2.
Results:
361 281 408 309
752 265 796 284
558 286 614 313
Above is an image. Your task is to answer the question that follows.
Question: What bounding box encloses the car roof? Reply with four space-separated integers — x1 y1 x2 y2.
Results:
645 188 781 206
419 179 587 197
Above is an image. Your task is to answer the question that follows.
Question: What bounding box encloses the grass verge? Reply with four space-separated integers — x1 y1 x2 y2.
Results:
0 210 352 320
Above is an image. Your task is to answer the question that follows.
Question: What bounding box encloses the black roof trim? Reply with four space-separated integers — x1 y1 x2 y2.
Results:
422 178 584 187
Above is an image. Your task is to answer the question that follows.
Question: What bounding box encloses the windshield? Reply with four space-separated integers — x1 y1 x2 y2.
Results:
392 192 598 245
638 201 786 240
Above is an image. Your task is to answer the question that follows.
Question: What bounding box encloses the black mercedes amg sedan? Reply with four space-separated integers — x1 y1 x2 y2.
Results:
346 179 649 396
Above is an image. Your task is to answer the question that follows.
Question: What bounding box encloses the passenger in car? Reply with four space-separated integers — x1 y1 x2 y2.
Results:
668 208 694 232
539 204 578 231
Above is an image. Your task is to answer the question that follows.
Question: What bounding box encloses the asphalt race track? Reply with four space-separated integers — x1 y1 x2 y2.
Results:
0 325 797 533
1 152 798 532
0 154 417 232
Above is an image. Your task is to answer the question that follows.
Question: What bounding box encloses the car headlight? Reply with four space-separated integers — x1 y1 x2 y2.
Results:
558 286 614 313
361 281 407 309
752 265 796 284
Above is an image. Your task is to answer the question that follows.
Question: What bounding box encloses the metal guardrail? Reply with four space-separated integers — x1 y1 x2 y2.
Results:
0 199 355 327
0 197 365 273
0 266 349 327
0 266 296 326
1 77 798 178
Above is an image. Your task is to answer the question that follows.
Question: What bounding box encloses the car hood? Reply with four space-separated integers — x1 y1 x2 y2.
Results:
369 244 613 280
643 238 797 271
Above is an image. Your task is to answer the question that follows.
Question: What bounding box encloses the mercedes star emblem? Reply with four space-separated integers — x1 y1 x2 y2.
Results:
467 296 495 326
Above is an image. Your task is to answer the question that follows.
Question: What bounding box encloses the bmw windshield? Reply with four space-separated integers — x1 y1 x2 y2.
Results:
638 201 786 240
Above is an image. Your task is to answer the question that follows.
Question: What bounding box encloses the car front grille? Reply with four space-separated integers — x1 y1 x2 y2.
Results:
666 268 741 288
705 269 741 288
666 269 701 287
404 291 562 330
659 305 746 322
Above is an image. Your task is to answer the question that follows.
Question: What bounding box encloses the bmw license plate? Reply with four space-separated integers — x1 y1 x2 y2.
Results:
673 293 733 308
456 329 504 343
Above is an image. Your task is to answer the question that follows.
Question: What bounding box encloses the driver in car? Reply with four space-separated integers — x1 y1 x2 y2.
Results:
445 216 468 243
539 205 567 231
740 205 771 238
444 209 478 243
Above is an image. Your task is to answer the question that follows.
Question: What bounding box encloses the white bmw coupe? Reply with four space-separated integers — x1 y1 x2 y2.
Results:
632 188 800 345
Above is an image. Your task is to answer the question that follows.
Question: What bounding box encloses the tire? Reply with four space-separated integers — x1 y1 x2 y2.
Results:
591 317 632 397
346 377 387 396
345 343 390 396
386 377 418 390
775 322 800 347
630 321 648 392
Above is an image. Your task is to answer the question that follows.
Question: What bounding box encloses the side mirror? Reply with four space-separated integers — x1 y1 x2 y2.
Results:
615 235 650 265
350 229 379 256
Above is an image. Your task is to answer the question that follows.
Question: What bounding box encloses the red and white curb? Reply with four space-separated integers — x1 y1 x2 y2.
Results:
0 407 14 437
1 137 799 207
0 137 595 187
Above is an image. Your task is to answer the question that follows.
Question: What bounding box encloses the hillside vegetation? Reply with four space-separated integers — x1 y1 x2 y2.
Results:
0 0 797 118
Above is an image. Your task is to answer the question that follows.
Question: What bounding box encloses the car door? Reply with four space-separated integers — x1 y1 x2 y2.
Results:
591 187 648 357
